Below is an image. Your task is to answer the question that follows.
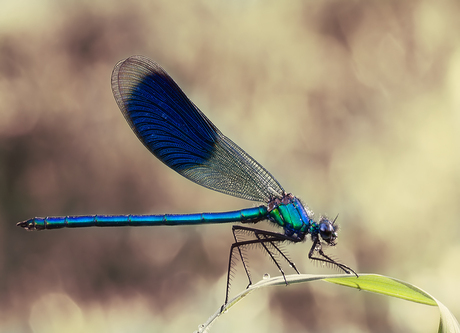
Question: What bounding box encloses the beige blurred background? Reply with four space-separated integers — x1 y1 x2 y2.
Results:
1 0 459 332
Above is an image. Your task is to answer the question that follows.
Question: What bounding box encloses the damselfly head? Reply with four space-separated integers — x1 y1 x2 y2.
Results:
318 217 338 245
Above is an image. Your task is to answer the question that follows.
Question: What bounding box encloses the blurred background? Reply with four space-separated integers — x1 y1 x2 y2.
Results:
1 0 459 332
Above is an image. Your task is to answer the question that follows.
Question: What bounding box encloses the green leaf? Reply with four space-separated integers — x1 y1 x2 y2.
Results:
323 274 436 305
195 273 460 333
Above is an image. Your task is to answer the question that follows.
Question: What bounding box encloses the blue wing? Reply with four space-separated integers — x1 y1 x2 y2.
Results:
111 55 284 202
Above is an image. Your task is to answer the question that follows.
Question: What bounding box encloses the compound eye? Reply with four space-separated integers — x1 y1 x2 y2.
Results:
319 220 337 243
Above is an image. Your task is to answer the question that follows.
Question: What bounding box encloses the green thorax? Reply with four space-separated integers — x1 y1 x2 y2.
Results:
268 194 312 238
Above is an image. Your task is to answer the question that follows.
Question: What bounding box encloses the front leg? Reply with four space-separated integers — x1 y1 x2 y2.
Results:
308 238 358 277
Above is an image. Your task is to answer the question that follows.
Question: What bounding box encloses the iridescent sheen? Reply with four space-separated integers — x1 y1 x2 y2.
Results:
18 56 356 306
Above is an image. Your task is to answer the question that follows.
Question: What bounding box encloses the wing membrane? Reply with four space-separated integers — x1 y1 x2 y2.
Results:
111 55 284 202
